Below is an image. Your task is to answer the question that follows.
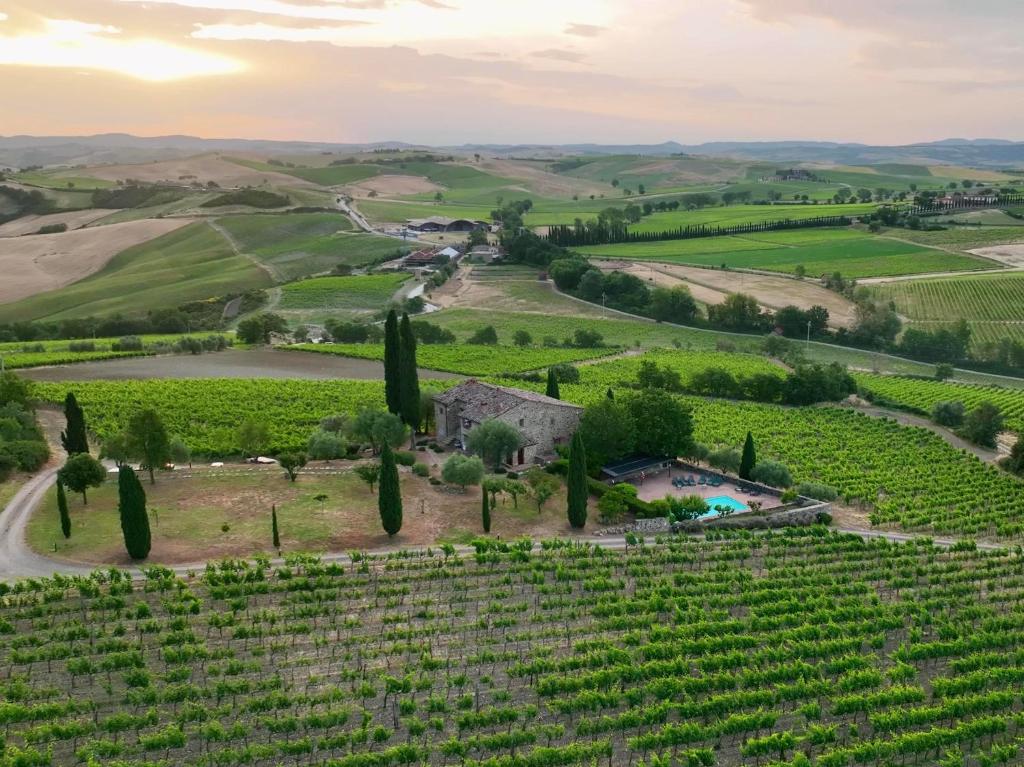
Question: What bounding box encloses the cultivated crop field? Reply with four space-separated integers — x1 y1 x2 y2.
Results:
627 203 877 233
4 532 1024 767
853 373 1024 432
0 222 271 323
0 334 231 370
279 274 409 312
579 235 989 279
287 343 617 375
874 272 1024 322
217 213 405 281
29 379 405 456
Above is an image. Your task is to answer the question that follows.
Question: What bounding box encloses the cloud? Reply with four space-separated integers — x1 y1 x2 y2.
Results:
0 12 8 22
0 16 243 81
532 48 584 63
193 21 367 42
564 22 604 37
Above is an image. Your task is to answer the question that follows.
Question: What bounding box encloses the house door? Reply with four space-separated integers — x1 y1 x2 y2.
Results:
517 448 525 465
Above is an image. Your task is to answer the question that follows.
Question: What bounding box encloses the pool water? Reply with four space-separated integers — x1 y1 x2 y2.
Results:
703 495 749 516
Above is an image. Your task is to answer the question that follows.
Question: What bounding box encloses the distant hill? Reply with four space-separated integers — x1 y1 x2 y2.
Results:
4 133 1024 169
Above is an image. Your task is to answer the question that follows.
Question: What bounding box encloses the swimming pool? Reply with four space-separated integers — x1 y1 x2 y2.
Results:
703 495 749 516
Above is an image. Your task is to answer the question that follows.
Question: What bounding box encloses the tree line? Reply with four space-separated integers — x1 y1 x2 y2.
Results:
545 215 853 247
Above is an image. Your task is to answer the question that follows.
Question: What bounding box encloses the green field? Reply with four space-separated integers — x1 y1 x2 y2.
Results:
12 531 1024 767
278 274 409 312
0 333 232 369
854 372 1024 432
0 222 271 322
886 225 1024 250
217 213 405 281
875 272 1024 322
11 169 117 190
425 308 1024 386
288 342 616 375
579 234 988 278
628 203 877 233
227 156 383 186
874 272 1024 351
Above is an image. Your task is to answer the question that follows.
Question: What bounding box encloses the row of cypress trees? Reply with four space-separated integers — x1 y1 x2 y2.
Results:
56 391 151 559
383 310 421 443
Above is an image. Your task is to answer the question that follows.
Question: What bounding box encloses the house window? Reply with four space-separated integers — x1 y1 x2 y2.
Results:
519 418 525 427
550 418 555 426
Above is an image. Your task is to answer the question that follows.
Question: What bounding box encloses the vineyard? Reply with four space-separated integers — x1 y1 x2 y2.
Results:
286 344 617 376
4 531 1024 767
29 379 405 456
853 373 1024 433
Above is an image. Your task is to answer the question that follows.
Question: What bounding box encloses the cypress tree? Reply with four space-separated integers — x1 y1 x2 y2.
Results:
272 504 280 550
383 310 402 416
398 313 421 442
60 392 89 455
481 487 491 533
57 480 71 540
567 431 588 529
118 465 151 560
378 444 403 538
546 369 560 400
739 431 756 480
606 388 614 400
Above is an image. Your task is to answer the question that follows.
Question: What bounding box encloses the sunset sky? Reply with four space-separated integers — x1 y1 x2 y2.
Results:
1 0 1022 145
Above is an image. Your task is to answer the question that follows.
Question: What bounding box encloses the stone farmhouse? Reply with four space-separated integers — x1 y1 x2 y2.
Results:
433 380 582 467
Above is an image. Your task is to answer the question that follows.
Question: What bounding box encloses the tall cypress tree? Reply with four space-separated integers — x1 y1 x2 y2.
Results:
398 313 421 443
383 310 402 416
739 431 756 480
567 431 588 529
57 480 71 540
60 392 89 455
378 444 403 538
118 465 151 560
271 504 280 550
481 487 491 533
546 369 560 400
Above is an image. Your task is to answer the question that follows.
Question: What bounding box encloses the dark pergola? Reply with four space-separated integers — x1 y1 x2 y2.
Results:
601 454 674 481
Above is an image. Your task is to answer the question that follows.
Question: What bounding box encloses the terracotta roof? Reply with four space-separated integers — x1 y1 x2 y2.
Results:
434 379 581 422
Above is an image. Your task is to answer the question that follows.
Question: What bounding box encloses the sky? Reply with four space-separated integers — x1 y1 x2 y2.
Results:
1 0 1023 145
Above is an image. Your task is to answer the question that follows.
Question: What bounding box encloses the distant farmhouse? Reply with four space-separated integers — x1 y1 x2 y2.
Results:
434 380 582 467
406 216 488 233
402 245 463 270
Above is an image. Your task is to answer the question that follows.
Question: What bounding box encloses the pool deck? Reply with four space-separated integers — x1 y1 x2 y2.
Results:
629 469 783 510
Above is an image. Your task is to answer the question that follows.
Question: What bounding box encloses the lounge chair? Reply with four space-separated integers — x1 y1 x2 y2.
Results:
698 476 707 486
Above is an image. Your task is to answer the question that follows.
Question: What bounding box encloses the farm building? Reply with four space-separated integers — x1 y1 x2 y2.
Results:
468 245 503 263
406 216 487 232
434 379 582 467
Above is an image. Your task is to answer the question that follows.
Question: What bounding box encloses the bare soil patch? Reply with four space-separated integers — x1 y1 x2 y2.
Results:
594 258 858 328
968 243 1024 267
0 209 115 237
0 218 193 304
87 154 312 188
479 158 608 198
347 174 443 197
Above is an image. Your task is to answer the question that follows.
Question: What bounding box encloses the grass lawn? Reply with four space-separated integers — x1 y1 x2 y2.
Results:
218 212 405 280
28 467 585 565
0 222 271 322
279 273 409 312
579 234 989 278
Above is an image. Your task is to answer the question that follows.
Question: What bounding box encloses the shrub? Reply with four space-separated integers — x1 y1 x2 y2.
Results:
708 447 741 473
932 400 966 428
467 326 498 345
548 363 580 384
597 484 634 524
662 493 709 522
307 430 347 460
752 460 793 488
795 482 838 501
412 462 430 477
112 336 143 352
442 454 484 489
68 341 96 352
394 451 416 467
